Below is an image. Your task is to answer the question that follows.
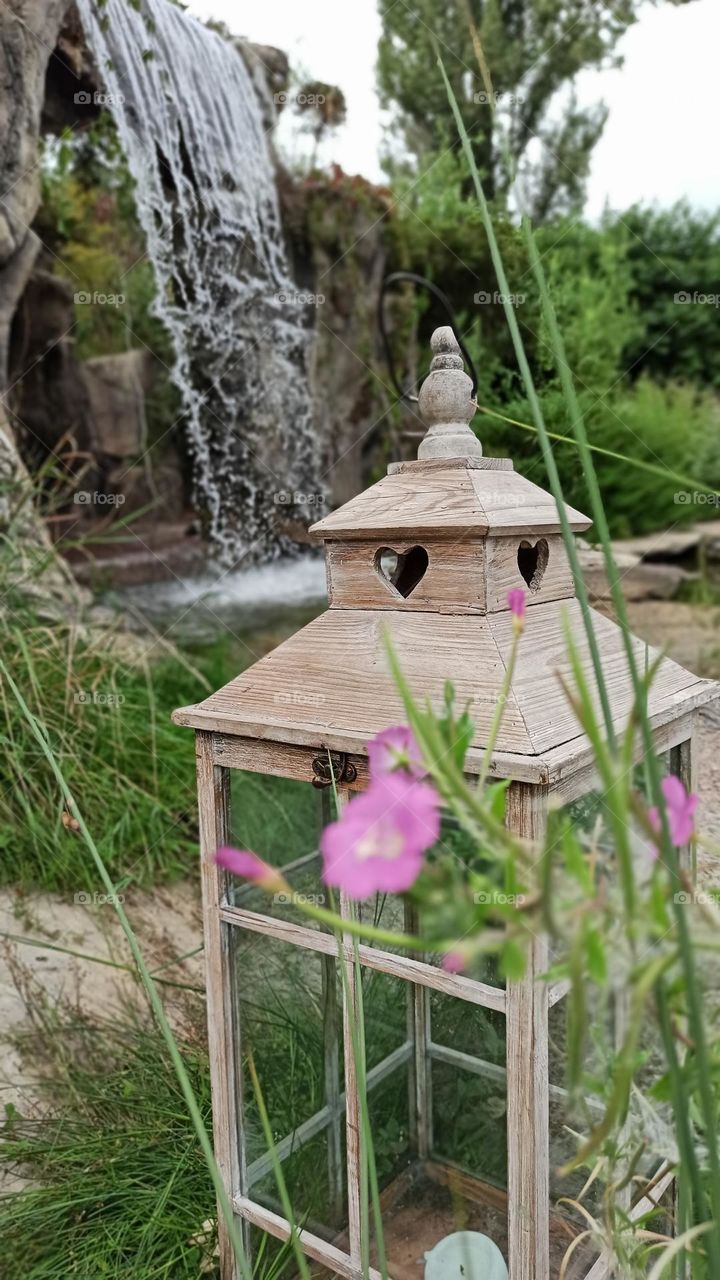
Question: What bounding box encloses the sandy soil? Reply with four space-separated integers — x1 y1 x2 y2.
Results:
0 881 204 1127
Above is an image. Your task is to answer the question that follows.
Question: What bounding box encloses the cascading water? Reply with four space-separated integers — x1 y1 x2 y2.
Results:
75 0 322 564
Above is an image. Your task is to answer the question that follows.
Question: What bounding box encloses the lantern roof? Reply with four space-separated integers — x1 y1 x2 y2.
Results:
308 458 591 542
173 327 716 782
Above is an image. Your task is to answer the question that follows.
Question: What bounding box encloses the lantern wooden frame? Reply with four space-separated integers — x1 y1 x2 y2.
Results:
175 329 715 1279
185 723 697 1280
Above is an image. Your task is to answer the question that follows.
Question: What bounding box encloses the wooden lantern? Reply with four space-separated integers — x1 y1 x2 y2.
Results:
174 327 715 1280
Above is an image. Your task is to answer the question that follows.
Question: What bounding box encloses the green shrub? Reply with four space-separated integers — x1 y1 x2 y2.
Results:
0 614 220 894
0 988 219 1280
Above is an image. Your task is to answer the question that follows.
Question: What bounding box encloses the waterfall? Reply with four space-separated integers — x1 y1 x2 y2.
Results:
75 0 322 564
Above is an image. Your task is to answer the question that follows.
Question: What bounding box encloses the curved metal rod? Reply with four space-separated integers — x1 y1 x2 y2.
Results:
377 271 479 402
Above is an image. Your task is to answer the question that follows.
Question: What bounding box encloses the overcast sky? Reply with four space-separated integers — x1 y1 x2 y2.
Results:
187 0 719 219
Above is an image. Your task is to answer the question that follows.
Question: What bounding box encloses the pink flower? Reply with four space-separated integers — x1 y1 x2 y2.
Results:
442 950 465 974
648 775 699 853
507 588 526 628
367 725 425 779
320 771 441 899
215 847 286 893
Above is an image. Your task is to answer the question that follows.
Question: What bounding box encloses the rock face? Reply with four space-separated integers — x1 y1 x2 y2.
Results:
0 3 96 613
0 4 98 377
281 168 392 507
82 351 156 460
0 2 69 379
9 268 93 471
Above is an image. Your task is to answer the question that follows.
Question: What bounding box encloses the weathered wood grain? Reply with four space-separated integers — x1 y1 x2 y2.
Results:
468 467 591 534
211 733 370 788
505 783 551 1280
309 462 590 541
485 534 574 612
387 455 513 474
670 734 696 882
196 732 245 1279
339 891 362 1269
405 901 432 1159
173 602 716 776
326 537 485 613
232 1196 384 1279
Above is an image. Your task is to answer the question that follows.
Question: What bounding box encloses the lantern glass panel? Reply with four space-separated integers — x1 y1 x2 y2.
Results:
548 763 678 1244
368 1061 413 1190
430 993 507 1186
250 1130 347 1241
233 930 347 1239
360 968 409 1069
246 1225 339 1279
228 771 329 926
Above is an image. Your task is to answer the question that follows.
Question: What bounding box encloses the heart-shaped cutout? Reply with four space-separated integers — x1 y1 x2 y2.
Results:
375 545 429 598
517 538 549 592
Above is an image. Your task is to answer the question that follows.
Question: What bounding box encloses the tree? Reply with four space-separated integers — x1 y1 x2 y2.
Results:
377 0 696 221
295 80 347 169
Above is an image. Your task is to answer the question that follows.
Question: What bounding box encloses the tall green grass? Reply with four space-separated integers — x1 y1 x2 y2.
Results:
0 613 210 892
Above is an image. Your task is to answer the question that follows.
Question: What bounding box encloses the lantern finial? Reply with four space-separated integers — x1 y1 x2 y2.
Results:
417 326 483 462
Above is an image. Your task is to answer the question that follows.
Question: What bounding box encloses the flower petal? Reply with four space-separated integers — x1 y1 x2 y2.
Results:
661 774 687 810
367 725 425 779
319 773 441 900
215 846 284 891
507 588 526 620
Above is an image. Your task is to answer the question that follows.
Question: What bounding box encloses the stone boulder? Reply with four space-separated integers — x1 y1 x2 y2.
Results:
8 269 93 471
280 167 392 507
106 458 187 521
82 350 156 460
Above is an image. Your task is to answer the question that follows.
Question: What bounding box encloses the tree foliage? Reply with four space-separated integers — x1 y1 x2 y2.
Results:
377 0 697 220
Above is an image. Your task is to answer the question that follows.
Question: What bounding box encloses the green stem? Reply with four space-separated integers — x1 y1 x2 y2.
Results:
476 626 520 790
435 53 617 749
438 47 720 1260
656 981 705 1280
300 900 438 953
247 1054 311 1280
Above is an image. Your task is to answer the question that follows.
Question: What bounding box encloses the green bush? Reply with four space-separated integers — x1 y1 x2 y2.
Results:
619 202 720 391
0 996 219 1280
0 619 205 893
586 378 720 536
